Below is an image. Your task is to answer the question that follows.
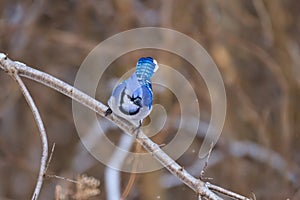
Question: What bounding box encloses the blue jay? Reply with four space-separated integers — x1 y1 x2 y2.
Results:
106 57 159 125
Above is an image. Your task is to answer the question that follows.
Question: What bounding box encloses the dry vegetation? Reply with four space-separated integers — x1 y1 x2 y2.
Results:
0 0 299 199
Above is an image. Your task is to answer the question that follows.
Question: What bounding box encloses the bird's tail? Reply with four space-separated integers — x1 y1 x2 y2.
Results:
135 57 158 80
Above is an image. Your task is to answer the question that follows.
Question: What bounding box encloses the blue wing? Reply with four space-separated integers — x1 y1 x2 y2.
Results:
132 84 152 109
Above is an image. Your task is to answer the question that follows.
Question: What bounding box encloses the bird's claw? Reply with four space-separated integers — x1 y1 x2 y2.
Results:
105 108 112 116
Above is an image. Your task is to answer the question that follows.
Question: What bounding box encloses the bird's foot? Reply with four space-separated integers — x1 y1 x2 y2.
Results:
134 120 143 138
105 108 112 116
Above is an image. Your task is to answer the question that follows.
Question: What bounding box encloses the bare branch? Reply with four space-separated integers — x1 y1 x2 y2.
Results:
0 53 250 200
9 70 48 200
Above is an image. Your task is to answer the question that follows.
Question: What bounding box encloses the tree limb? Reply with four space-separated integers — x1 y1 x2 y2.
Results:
7 64 48 200
0 53 250 200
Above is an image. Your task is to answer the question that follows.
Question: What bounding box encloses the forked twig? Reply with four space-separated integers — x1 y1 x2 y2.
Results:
200 142 214 181
0 53 250 200
42 143 80 184
44 143 56 175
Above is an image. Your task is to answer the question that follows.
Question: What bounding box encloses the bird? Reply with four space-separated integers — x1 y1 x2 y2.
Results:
106 57 159 126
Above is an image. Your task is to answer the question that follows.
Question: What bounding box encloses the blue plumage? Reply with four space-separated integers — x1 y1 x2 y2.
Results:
107 57 159 124
136 57 157 82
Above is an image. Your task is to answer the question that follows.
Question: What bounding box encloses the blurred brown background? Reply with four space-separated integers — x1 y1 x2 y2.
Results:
0 0 300 199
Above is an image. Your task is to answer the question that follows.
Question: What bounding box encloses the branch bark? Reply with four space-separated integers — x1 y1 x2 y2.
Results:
6 63 48 200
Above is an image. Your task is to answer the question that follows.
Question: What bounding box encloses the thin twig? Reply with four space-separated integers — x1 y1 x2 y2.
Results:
0 53 250 200
43 144 82 185
44 143 56 175
45 174 79 184
200 142 214 181
206 183 250 200
9 70 48 200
